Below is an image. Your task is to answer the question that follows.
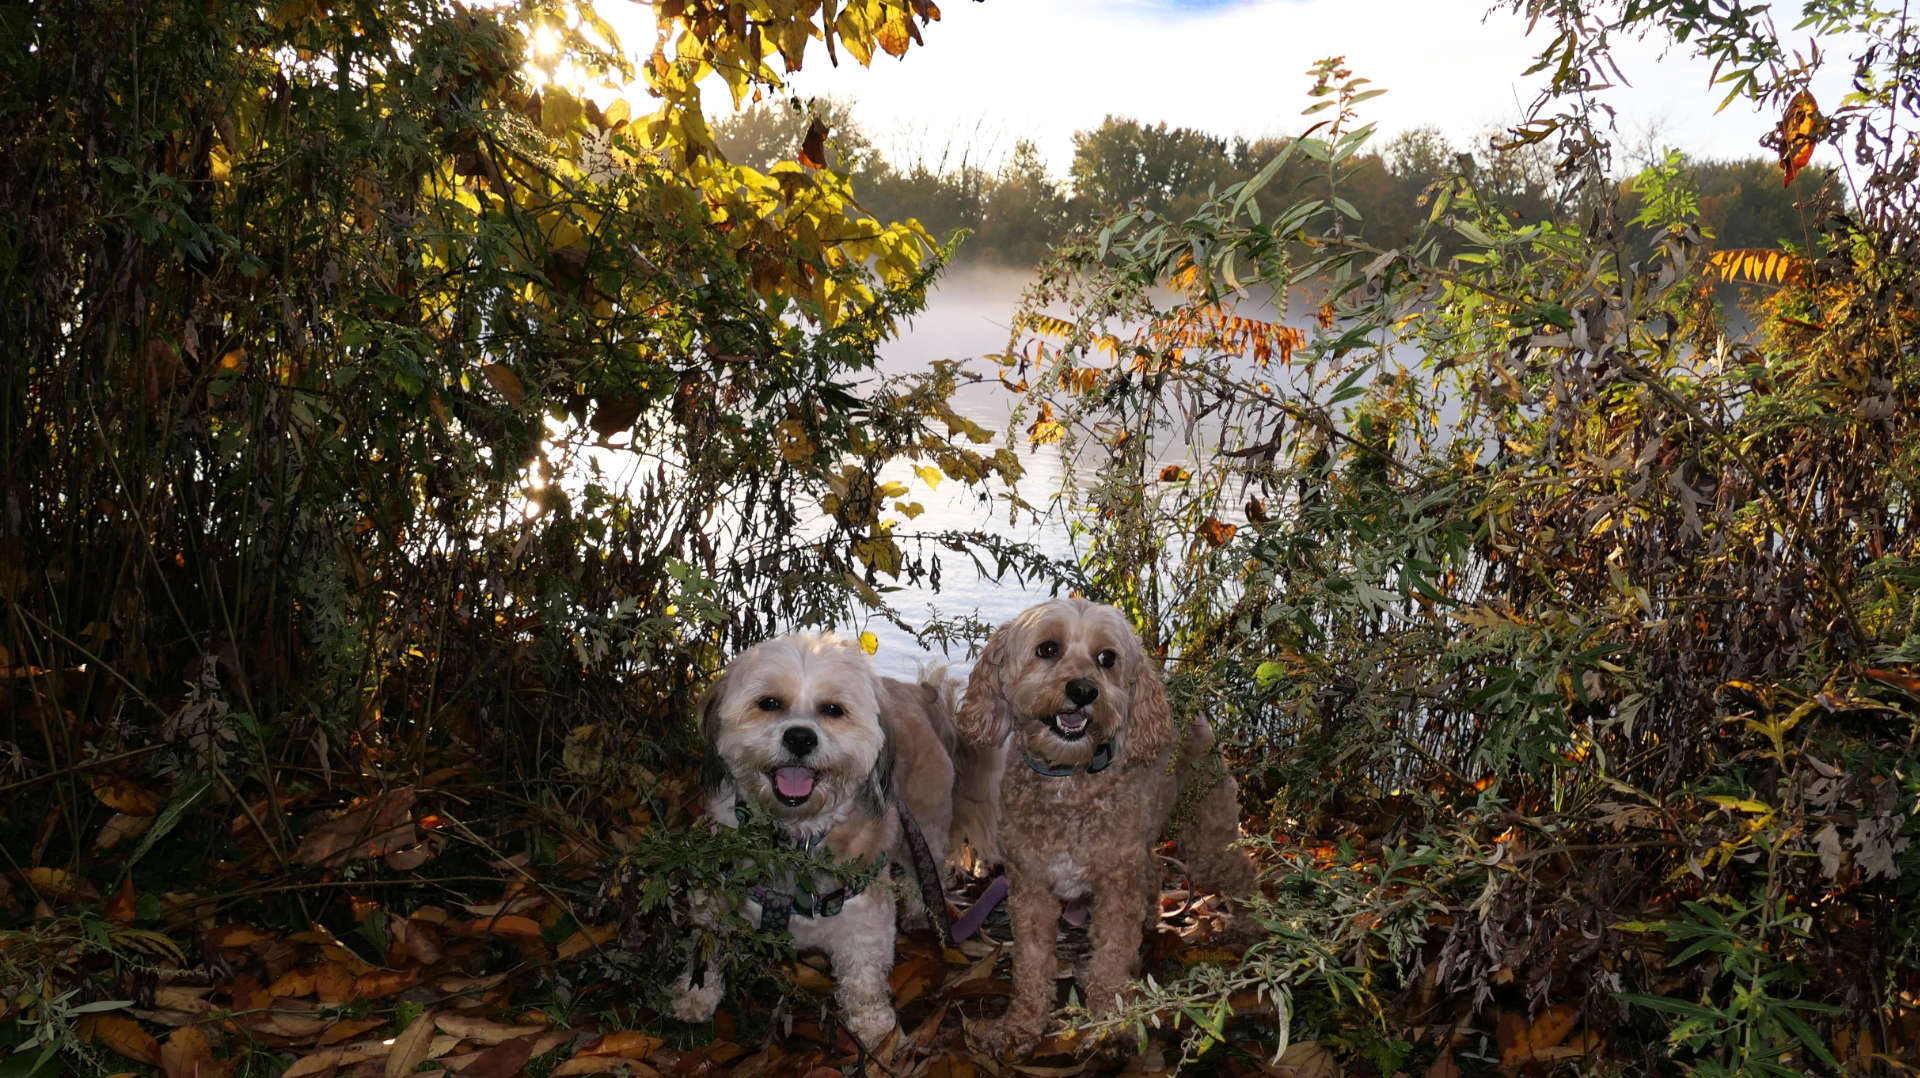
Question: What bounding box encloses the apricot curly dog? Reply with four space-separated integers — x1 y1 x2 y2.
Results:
958 598 1256 1053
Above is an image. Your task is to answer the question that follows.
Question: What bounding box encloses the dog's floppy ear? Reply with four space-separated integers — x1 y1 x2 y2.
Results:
859 729 897 817
956 624 1014 747
1123 647 1176 764
695 669 732 796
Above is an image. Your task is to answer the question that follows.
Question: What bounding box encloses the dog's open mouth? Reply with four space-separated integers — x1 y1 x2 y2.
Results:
1048 709 1090 741
770 766 818 806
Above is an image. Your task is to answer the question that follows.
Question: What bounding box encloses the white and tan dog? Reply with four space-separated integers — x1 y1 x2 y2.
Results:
671 633 1002 1046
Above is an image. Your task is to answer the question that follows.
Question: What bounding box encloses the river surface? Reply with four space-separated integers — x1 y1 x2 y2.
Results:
830 264 1072 682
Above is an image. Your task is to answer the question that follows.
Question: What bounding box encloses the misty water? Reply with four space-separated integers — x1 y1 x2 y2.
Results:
832 264 1071 682
835 264 1324 682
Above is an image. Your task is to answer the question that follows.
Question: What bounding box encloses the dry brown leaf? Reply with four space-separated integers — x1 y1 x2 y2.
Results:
284 1033 459 1078
384 1009 436 1078
433 1013 548 1044
78 1013 161 1066
160 1024 223 1078
446 1034 535 1077
151 986 214 1017
95 812 156 851
317 1017 389 1046
1266 1040 1338 1078
391 916 446 965
281 1052 343 1078
251 1010 333 1040
295 788 418 866
91 774 165 815
383 844 433 870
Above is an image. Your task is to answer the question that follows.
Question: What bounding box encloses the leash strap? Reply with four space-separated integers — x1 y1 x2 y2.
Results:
894 796 952 948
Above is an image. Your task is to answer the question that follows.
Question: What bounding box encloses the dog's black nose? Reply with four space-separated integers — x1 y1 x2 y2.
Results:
781 726 818 757
1065 678 1099 707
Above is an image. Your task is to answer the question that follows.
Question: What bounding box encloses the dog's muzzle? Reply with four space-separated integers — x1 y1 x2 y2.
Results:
1047 708 1091 740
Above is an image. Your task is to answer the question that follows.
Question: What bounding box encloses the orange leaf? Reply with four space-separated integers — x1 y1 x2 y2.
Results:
269 967 319 998
875 14 912 57
798 118 828 170
556 923 616 960
1198 517 1237 547
160 1025 220 1078
25 866 100 904
350 970 419 1001
78 1013 161 1066
91 775 164 815
1498 1002 1580 1069
481 363 526 409
554 1058 665 1077
313 963 355 1003
577 1029 664 1058
1864 667 1920 695
205 923 275 949
1776 89 1822 186
104 875 138 923
452 913 545 939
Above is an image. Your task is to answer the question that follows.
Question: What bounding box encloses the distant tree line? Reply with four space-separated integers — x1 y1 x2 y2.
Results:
715 102 1836 267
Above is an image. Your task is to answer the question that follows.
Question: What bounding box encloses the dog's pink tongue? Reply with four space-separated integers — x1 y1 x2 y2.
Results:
773 767 816 799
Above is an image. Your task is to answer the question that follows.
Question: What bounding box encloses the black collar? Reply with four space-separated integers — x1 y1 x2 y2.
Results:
731 801 882 931
1023 739 1115 777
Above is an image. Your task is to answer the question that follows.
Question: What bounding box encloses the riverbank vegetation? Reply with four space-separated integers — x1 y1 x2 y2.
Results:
3 0 1915 1075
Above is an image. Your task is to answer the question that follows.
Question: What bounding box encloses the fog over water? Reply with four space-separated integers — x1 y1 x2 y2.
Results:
832 264 1071 682
836 264 1322 682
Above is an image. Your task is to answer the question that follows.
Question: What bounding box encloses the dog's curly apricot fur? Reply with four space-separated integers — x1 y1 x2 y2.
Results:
958 599 1255 1052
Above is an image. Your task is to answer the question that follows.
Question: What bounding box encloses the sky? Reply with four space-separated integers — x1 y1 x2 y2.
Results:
591 0 1860 178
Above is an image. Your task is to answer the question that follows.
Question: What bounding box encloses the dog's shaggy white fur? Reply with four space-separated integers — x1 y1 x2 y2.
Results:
958 598 1256 1052
671 633 1002 1046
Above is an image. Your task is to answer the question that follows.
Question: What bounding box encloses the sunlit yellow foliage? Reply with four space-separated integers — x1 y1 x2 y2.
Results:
1702 248 1807 287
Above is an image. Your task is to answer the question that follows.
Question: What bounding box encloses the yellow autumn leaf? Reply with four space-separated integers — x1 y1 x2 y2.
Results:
859 631 879 656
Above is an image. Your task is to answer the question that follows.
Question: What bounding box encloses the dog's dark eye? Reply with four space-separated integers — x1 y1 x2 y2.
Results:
756 696 783 712
1036 640 1060 660
818 702 845 718
1096 649 1118 669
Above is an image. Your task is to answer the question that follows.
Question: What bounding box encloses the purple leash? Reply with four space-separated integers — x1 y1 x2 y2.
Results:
948 874 1008 943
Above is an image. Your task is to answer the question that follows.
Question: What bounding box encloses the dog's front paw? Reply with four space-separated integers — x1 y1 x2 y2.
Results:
843 1008 898 1052
971 1014 1042 1057
667 971 722 1024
